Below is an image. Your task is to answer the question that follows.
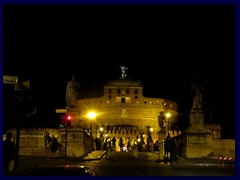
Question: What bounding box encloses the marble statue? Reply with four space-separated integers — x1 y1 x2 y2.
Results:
66 75 80 107
191 77 203 110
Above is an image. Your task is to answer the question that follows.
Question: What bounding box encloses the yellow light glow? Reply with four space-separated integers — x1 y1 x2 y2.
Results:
99 127 104 132
166 113 171 118
87 112 96 119
150 127 153 132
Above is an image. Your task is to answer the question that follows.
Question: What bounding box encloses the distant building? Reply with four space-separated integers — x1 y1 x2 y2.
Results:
3 73 234 158
68 79 179 143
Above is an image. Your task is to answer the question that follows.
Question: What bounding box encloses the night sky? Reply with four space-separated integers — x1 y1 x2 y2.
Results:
3 4 235 138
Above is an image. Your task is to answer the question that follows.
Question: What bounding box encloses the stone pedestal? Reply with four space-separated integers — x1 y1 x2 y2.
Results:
189 109 204 129
157 130 166 161
58 127 88 158
183 109 213 158
184 128 212 158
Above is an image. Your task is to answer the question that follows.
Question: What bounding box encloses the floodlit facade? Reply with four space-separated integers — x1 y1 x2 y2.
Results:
69 79 179 144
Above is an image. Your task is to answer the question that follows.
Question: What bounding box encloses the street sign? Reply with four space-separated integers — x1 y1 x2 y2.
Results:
3 75 18 84
56 109 67 113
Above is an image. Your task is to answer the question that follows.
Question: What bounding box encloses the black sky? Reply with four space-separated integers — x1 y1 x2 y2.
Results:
3 4 235 138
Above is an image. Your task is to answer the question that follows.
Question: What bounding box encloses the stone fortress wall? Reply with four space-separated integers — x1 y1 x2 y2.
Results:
72 79 178 143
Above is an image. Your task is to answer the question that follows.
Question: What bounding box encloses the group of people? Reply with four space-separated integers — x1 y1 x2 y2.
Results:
44 132 63 157
164 136 179 163
94 136 157 153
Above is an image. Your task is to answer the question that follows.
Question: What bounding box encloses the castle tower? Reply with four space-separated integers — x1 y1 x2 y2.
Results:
69 67 178 144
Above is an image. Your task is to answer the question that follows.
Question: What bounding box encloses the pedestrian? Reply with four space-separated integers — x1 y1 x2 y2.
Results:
100 137 104 150
119 137 123 151
111 137 116 151
44 132 52 149
44 135 52 157
170 138 178 163
3 132 16 175
94 137 99 150
164 136 171 160
51 135 59 157
154 140 159 151
127 138 131 152
149 139 154 152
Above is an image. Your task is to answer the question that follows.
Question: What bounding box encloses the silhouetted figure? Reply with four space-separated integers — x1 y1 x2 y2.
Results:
191 77 203 110
51 135 60 157
170 138 178 163
164 136 171 160
44 131 51 149
119 137 123 151
111 137 116 151
127 138 131 152
3 132 16 175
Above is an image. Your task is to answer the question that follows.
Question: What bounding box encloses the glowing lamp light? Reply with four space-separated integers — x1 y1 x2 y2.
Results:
87 112 96 119
166 113 171 118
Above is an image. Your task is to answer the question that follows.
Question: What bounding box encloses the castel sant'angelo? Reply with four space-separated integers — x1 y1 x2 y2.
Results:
6 66 234 159
65 66 179 144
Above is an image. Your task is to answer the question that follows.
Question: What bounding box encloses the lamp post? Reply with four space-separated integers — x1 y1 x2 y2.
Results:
157 112 171 162
65 115 72 158
165 113 171 137
87 112 97 151
99 127 104 137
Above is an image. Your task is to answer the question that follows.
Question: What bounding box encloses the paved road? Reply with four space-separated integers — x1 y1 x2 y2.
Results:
16 151 235 176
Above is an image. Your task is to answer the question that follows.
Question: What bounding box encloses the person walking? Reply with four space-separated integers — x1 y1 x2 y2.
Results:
51 135 60 157
119 137 123 151
3 132 16 175
170 138 178 164
164 136 171 161
111 137 116 151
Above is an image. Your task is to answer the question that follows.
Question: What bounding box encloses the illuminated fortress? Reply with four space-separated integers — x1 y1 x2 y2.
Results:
68 76 179 144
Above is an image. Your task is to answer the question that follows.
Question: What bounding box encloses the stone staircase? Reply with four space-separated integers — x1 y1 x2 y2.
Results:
19 147 64 157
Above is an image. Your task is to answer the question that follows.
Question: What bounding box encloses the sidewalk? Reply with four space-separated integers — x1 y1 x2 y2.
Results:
155 153 235 168
82 150 234 168
18 150 235 168
82 150 106 161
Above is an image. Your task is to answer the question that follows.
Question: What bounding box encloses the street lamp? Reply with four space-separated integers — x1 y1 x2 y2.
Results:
99 127 104 132
65 115 72 158
150 127 153 132
157 111 171 162
87 112 97 151
165 113 171 137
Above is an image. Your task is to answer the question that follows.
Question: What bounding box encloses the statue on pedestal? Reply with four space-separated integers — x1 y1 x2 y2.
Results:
158 111 166 132
191 77 203 111
120 66 128 80
66 75 80 108
157 111 166 162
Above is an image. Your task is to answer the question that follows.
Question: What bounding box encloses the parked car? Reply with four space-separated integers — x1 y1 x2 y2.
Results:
11 165 97 176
